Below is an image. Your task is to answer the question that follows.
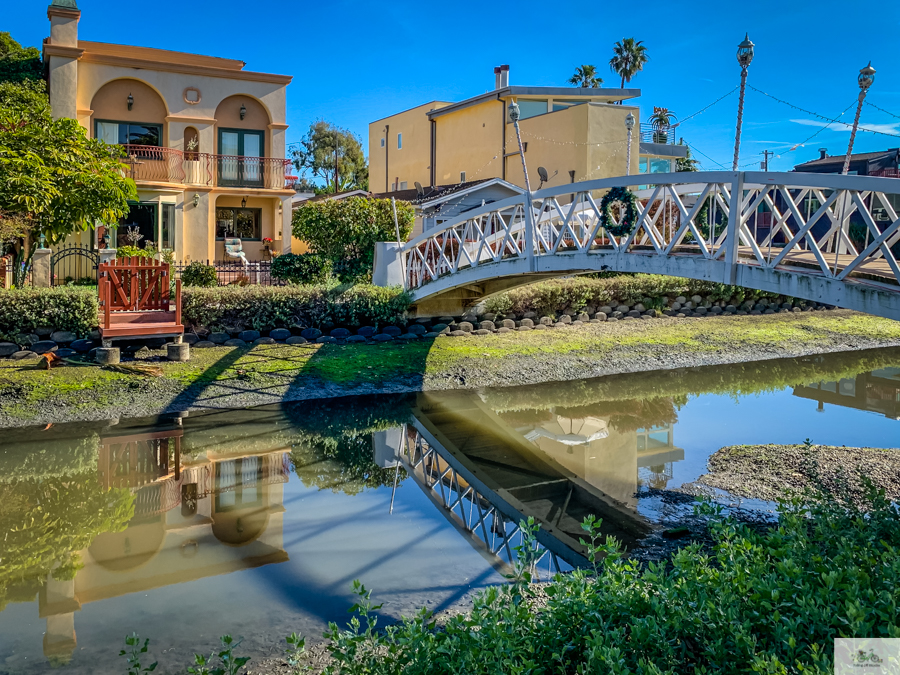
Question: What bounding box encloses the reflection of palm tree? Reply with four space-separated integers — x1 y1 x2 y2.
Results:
609 38 649 91
568 65 603 88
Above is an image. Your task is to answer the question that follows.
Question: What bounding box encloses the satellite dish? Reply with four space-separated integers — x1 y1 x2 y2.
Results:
537 167 549 182
414 181 424 197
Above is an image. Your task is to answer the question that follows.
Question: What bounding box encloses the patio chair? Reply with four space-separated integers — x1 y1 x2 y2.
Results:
224 238 248 266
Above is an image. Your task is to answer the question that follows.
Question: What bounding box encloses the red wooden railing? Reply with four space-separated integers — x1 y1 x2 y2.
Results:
122 144 294 189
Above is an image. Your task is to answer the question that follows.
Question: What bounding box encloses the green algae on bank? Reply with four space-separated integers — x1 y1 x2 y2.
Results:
0 310 899 427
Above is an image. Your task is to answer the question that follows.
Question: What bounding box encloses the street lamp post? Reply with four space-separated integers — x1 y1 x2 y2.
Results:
507 100 532 193
625 112 636 176
842 62 876 175
732 33 755 171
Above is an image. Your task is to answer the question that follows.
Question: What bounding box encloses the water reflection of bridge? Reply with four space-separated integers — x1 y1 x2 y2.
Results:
793 367 900 419
41 413 291 662
396 392 685 569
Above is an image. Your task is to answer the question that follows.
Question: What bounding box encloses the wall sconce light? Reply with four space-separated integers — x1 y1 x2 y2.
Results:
239 104 246 120
127 93 134 111
241 197 247 208
192 193 200 208
277 201 283 215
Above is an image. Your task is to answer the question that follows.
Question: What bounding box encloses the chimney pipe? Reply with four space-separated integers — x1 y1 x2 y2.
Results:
494 66 502 90
819 148 827 160
499 64 509 88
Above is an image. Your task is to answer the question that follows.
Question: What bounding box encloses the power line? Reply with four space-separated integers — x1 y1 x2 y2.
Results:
865 100 900 121
687 143 728 170
674 86 738 128
748 85 900 138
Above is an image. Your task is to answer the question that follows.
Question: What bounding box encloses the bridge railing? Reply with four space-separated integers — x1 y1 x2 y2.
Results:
398 171 900 293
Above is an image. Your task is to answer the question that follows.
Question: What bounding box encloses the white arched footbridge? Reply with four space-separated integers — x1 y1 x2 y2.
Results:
373 172 900 320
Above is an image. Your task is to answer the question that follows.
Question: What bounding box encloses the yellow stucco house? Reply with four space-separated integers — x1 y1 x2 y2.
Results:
43 0 294 263
369 65 686 195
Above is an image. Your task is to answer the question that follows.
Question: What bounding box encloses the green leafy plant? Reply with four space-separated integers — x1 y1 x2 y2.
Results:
119 633 157 675
285 632 308 671
271 252 333 285
292 197 414 282
115 245 154 259
181 261 219 288
0 286 97 341
188 635 250 675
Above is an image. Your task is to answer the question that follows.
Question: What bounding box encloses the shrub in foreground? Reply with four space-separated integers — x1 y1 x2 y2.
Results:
181 283 411 331
271 252 333 284
321 482 900 674
0 286 96 340
180 261 218 288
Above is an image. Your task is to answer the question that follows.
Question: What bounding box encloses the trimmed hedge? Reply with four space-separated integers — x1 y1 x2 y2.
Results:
181 261 218 287
0 287 97 340
484 275 778 317
271 252 333 285
181 284 411 331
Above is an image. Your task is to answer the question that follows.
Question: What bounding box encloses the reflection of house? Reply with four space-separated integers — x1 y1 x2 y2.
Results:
519 414 684 506
793 367 900 420
43 0 294 262
368 65 686 194
40 421 290 662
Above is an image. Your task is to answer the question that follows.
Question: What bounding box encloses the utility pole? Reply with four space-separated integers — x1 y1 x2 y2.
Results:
761 150 773 171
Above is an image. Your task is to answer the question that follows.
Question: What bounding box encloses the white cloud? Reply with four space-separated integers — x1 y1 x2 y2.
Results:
789 118 900 135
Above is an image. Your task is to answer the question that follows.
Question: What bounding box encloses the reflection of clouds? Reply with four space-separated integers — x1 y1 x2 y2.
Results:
523 416 609 446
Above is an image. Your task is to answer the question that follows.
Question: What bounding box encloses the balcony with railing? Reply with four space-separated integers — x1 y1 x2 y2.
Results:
639 123 676 145
121 145 295 189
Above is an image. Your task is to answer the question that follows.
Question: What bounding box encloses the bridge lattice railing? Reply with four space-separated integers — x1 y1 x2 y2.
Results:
400 171 900 292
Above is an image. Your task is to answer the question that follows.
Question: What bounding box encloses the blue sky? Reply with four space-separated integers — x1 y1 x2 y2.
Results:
6 0 900 173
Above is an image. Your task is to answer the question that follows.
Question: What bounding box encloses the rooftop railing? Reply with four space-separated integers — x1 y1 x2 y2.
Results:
639 123 676 145
122 145 295 189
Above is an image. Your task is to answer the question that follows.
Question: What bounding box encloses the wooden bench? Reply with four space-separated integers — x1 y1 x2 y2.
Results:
98 257 183 346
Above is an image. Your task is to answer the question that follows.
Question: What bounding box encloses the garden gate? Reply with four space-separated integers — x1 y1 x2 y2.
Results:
51 244 100 285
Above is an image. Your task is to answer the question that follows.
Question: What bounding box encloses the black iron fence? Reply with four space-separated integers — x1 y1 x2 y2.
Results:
51 244 99 286
171 260 284 287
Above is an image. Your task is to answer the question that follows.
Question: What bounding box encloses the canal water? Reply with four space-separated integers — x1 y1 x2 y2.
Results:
1 348 899 673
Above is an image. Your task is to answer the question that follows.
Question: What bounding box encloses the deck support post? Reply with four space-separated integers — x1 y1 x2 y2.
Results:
167 343 190 362
95 347 120 365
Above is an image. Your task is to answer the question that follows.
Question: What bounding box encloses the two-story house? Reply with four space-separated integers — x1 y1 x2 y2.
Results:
368 65 686 196
43 0 294 263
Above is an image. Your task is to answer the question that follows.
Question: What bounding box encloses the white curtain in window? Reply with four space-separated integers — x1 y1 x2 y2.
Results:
97 122 119 145
243 134 261 182
220 132 239 181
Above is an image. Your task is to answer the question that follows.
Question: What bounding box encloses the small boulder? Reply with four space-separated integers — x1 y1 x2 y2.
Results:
382 326 403 336
500 319 516 329
431 323 450 334
269 328 292 341
517 326 532 332
533 324 548 330
675 296 687 305
449 330 468 337
11 350 39 360
286 336 308 345
55 348 76 359
598 306 613 315
398 333 419 340
553 322 568 328
593 312 607 321
615 305 630 314
290 323 306 335
254 337 276 345
330 328 351 339
473 329 491 335
316 336 337 343
34 327 52 338
482 312 497 322
627 310 641 318
558 315 572 324
209 332 230 344
194 341 216 348
691 295 703 304
0 342 19 357
438 316 455 324
372 334 394 342
522 311 537 319
519 318 534 328
539 316 554 326
224 339 247 347
576 313 590 322
424 332 442 338
50 331 77 344
457 322 474 333
357 326 377 337
346 335 367 343
182 334 200 345
479 320 496 331
239 330 261 343
301 328 322 340
407 325 427 335
633 304 646 313
16 334 38 347
497 327 512 334
31 340 58 355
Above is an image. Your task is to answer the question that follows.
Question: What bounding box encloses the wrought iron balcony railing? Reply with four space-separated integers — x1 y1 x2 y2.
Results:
639 123 676 145
121 144 295 189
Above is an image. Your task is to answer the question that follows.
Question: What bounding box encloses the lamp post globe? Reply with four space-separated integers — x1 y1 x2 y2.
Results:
507 100 520 123
736 34 754 68
858 62 876 90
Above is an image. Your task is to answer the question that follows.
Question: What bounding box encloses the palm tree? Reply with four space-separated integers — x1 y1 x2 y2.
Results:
568 65 603 88
649 107 677 143
609 38 649 91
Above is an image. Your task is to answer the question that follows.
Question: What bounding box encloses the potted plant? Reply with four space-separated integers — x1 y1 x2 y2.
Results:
649 107 676 144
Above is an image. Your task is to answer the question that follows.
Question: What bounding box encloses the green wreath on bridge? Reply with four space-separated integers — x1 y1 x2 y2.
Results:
599 186 640 238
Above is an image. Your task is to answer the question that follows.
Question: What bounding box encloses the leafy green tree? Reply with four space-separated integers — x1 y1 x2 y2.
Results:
567 65 603 88
0 81 137 283
609 37 649 91
676 139 700 172
292 197 413 282
291 120 368 194
0 32 43 85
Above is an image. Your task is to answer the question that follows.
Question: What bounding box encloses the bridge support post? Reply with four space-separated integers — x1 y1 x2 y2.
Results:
373 242 404 288
723 172 744 285
524 193 535 271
